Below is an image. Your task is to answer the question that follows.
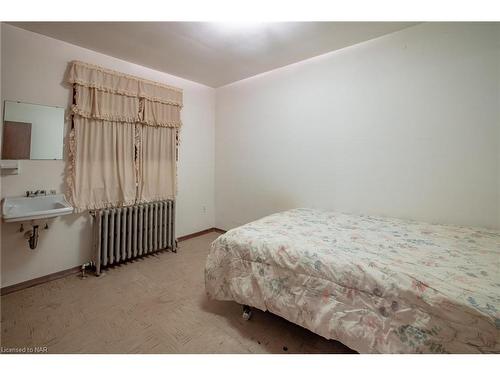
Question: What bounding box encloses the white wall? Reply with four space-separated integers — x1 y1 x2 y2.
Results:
1 24 215 287
215 23 500 230
497 25 500 230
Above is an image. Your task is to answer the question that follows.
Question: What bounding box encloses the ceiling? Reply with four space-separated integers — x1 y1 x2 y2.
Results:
9 22 417 87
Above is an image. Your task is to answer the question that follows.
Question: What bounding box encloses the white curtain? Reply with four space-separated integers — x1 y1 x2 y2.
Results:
138 126 177 203
69 119 137 209
66 60 183 211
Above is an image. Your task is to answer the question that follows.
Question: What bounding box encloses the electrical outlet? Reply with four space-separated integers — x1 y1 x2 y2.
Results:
202 206 207 214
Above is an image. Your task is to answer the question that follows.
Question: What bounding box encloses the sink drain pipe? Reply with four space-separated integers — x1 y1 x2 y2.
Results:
24 225 39 250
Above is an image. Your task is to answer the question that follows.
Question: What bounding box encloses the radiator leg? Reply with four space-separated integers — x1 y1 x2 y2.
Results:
242 305 252 321
172 239 178 253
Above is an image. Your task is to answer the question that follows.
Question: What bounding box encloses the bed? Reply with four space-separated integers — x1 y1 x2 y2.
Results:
204 208 500 353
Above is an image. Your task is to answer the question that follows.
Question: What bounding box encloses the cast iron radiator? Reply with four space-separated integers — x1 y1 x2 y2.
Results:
91 200 176 275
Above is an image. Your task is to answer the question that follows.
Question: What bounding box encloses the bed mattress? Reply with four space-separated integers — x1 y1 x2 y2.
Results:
204 208 500 353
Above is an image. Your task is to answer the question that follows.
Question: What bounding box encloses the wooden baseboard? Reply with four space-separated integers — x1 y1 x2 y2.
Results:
177 227 225 242
1 266 82 296
1 227 227 296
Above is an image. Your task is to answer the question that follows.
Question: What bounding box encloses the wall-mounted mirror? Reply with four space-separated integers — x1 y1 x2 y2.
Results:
2 101 65 160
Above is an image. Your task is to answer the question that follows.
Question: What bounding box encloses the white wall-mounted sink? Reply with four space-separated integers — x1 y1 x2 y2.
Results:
2 194 73 222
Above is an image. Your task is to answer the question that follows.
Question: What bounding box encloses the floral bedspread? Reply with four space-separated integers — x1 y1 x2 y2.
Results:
204 209 500 353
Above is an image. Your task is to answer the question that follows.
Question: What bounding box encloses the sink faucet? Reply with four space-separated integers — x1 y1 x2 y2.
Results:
26 190 46 197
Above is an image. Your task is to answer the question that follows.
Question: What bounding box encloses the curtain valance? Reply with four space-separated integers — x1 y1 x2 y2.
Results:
67 60 183 128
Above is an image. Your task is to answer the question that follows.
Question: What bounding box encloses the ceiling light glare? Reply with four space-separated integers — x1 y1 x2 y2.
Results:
213 22 264 32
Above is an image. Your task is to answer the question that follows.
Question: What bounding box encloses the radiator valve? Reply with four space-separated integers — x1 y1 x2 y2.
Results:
80 261 95 279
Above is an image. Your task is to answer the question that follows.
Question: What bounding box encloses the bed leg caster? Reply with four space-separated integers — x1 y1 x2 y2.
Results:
242 305 252 320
